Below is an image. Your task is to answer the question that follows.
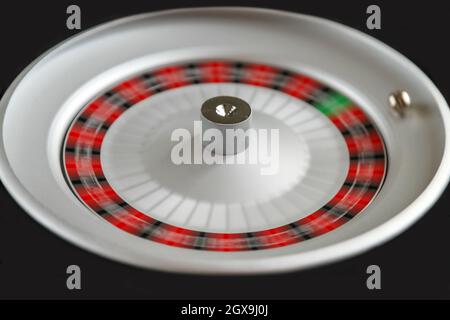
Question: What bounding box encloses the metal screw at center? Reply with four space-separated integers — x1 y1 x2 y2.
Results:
215 103 237 118
200 96 252 155
201 96 252 125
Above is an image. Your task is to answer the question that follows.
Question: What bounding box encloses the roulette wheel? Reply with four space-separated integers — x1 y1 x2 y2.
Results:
0 7 449 274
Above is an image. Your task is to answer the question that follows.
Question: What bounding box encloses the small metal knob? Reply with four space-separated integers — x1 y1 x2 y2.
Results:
389 90 411 116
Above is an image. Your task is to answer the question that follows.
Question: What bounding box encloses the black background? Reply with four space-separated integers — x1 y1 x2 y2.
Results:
0 0 449 300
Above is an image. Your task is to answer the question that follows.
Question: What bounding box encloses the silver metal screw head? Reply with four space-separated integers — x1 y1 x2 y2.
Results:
200 96 252 155
201 96 251 125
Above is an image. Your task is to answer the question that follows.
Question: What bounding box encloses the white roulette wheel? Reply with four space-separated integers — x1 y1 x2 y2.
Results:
0 7 449 274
